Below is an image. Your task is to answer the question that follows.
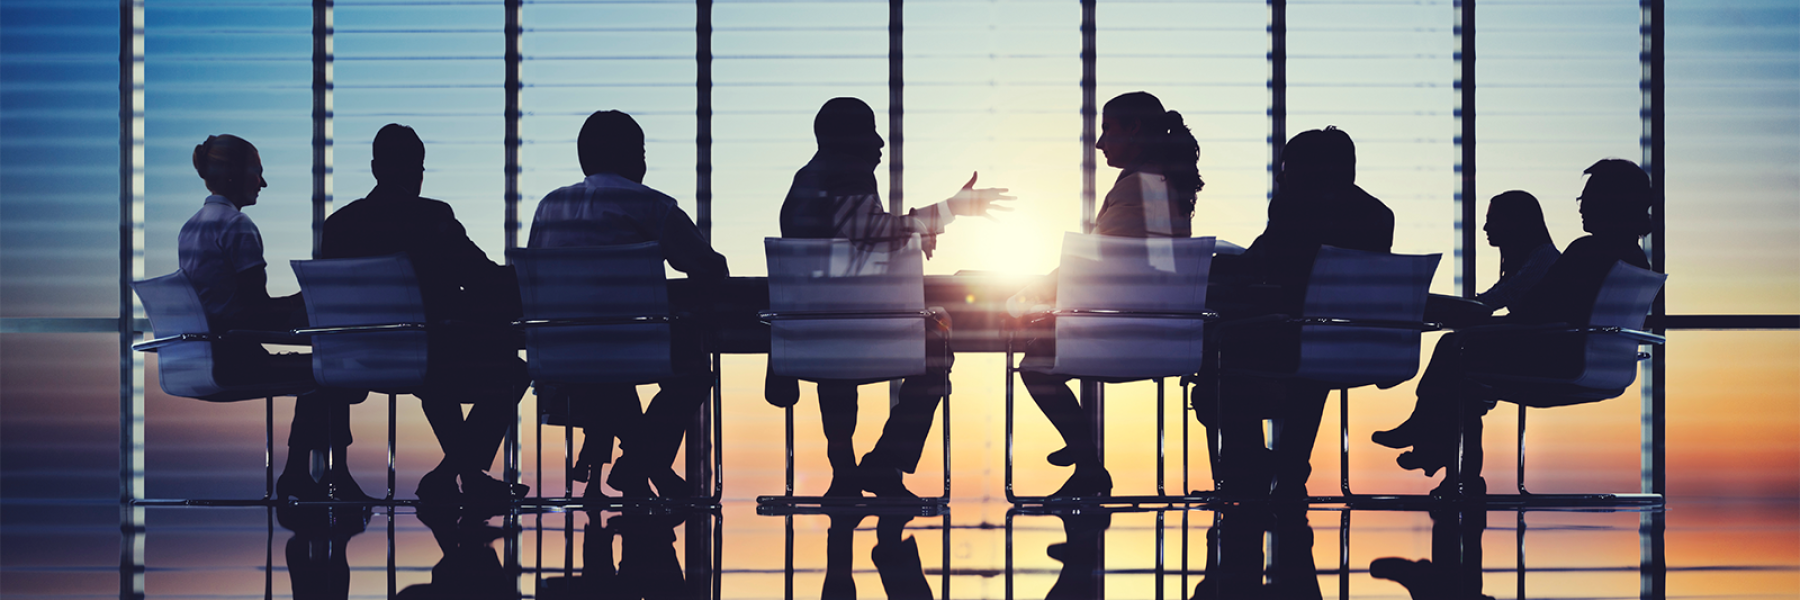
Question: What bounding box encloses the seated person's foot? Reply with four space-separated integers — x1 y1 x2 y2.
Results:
1371 420 1420 449
1046 446 1079 467
277 469 326 502
605 457 654 499
571 443 600 484
858 464 917 499
415 469 461 504
650 468 689 499
1049 465 1113 499
1396 451 1450 477
823 472 864 498
1429 475 1486 500
461 472 528 504
1370 557 1438 599
323 469 375 503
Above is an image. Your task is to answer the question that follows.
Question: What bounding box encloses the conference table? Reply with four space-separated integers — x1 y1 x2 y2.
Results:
685 273 1031 355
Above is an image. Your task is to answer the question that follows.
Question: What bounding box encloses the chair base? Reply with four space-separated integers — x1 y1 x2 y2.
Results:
756 500 947 517
1004 491 1664 510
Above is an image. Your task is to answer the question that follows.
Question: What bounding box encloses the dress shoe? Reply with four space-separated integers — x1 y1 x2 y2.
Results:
415 469 461 504
1371 422 1418 450
858 464 917 499
823 472 864 498
1049 465 1113 499
1429 475 1486 501
1046 446 1079 467
1396 451 1447 477
462 472 528 504
605 458 655 499
277 469 327 502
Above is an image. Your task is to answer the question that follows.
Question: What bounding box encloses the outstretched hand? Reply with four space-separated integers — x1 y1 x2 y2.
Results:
946 172 1016 219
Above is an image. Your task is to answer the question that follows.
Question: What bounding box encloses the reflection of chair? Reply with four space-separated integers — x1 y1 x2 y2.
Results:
509 243 722 505
131 270 315 502
291 254 430 502
1214 245 1440 498
1459 261 1667 502
1004 233 1218 503
759 235 948 505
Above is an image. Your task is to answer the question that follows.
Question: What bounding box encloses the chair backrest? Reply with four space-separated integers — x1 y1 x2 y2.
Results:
1570 261 1667 392
133 270 225 399
1050 233 1216 379
291 254 430 391
765 236 927 381
1293 245 1441 386
510 243 673 384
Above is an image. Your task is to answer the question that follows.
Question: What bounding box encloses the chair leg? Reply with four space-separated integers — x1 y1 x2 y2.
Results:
1157 378 1166 496
564 393 573 500
1517 403 1529 495
1181 379 1190 497
386 393 396 502
1004 345 1017 501
942 369 952 499
1340 388 1351 497
784 404 795 497
265 396 275 501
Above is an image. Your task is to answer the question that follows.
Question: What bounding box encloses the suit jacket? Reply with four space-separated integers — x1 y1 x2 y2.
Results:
320 185 518 324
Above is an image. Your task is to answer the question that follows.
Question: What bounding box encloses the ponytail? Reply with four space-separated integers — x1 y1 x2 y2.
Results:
1157 110 1204 216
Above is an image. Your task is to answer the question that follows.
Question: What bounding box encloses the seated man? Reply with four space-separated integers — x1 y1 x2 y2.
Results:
321 124 529 504
179 133 366 501
1201 126 1395 498
528 110 729 499
775 97 1012 498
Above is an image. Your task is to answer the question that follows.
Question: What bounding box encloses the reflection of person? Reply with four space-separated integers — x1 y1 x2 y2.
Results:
179 134 368 501
1374 159 1654 497
1199 127 1395 499
1190 508 1320 600
1009 91 1204 498
539 515 690 600
1370 509 1492 600
395 508 520 600
824 513 933 599
1044 509 1112 599
321 124 529 504
774 97 1013 498
528 110 728 500
277 505 369 600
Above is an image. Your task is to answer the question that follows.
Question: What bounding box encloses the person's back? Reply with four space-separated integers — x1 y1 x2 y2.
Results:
322 186 510 323
1239 127 1395 313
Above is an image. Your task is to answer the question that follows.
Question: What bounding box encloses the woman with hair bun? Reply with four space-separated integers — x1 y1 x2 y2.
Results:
1009 91 1206 498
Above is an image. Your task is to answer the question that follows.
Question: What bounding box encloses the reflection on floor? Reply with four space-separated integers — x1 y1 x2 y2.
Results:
15 499 1796 598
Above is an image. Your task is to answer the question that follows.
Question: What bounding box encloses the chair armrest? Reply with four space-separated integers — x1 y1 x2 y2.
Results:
1285 317 1444 332
221 329 312 346
1454 322 1665 345
293 322 429 336
131 332 215 352
514 315 677 328
1051 309 1219 321
1211 313 1291 331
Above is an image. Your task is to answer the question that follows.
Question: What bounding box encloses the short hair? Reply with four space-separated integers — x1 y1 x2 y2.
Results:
577 110 645 176
371 123 426 182
1282 127 1356 186
813 97 879 150
191 134 255 187
1581 158 1653 236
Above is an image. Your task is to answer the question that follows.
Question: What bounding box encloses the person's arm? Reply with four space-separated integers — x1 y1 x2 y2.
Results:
829 172 1012 242
1475 243 1559 311
660 207 728 280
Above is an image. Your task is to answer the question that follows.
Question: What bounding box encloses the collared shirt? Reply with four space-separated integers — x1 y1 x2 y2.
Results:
780 151 952 253
528 172 728 279
178 194 265 320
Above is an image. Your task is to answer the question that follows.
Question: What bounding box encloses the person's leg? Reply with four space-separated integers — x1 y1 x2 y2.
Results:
816 381 861 496
1374 334 1464 449
862 374 946 474
1209 375 1272 498
281 391 330 500
1020 371 1096 466
617 376 707 498
1270 382 1330 498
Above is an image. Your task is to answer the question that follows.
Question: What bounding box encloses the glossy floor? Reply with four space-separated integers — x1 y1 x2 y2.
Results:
4 497 1796 599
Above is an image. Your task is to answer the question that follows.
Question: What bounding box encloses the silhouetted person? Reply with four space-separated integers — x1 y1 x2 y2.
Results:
277 504 369 600
179 134 367 501
823 513 934 599
1370 509 1492 599
1199 127 1395 499
1427 190 1562 326
1043 509 1112 599
1190 508 1321 600
1374 159 1653 497
395 507 521 600
321 124 529 504
1008 91 1205 497
774 97 1013 498
528 110 728 500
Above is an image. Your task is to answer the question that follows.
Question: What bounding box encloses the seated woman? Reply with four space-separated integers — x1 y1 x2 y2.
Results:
1009 91 1205 497
1427 190 1561 327
1375 159 1654 496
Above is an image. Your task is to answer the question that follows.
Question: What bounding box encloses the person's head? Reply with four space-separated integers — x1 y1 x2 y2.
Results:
1096 92 1204 212
1578 159 1653 237
191 134 265 207
577 110 647 182
371 123 426 193
813 97 883 164
1484 190 1553 249
1278 127 1356 189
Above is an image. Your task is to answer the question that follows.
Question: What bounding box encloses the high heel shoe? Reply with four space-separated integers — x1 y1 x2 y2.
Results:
1049 465 1112 499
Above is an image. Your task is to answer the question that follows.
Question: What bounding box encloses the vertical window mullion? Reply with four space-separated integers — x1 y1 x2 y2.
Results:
1456 0 1476 298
